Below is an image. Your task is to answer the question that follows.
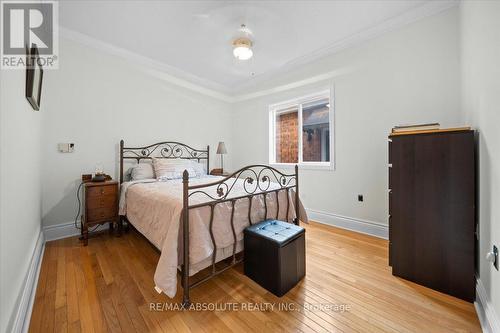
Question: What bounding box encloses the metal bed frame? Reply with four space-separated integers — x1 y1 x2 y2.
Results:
119 140 299 305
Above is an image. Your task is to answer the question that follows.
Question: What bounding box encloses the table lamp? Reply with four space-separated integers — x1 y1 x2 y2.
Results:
216 142 227 172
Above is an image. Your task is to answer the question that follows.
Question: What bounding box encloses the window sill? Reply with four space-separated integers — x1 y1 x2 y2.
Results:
269 163 335 171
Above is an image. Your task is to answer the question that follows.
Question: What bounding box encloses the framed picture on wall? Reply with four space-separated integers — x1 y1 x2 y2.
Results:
25 44 44 111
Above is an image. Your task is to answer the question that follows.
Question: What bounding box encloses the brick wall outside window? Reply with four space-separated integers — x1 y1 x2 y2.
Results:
276 113 327 163
276 112 298 163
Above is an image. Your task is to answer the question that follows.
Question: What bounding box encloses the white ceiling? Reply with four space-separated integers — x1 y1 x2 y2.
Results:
59 0 457 96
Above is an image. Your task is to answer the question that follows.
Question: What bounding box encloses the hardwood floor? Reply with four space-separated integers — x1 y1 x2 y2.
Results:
29 222 481 332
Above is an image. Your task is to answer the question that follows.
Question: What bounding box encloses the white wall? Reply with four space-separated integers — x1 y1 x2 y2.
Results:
231 8 462 230
460 0 500 324
0 71 43 331
41 38 233 227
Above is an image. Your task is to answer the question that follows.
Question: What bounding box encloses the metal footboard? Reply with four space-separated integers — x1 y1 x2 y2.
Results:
181 164 299 306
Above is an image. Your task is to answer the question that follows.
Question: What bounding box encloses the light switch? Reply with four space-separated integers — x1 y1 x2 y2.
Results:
58 143 74 153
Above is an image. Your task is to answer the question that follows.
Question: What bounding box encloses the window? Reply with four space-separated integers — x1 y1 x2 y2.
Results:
269 90 333 168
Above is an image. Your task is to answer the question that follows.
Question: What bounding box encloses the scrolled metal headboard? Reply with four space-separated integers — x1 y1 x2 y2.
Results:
119 140 209 183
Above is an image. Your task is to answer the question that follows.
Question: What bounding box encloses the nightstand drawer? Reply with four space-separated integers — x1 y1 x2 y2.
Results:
82 180 119 245
86 184 117 197
87 207 117 222
87 195 116 210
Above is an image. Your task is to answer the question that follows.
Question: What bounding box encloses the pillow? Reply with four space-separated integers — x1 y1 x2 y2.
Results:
152 158 196 180
189 160 207 177
123 167 133 182
131 162 155 180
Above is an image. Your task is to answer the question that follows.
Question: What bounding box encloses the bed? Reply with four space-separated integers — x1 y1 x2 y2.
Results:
119 140 307 305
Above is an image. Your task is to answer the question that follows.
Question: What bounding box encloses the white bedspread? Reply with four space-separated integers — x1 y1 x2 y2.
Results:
119 175 308 298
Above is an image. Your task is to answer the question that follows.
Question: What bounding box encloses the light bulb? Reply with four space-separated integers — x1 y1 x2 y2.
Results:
233 46 253 60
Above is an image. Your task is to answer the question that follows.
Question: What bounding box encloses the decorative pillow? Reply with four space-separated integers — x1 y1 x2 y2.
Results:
189 160 207 177
131 162 155 180
123 167 133 182
153 158 196 180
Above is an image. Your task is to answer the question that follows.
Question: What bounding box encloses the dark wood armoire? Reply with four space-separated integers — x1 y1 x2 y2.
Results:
388 128 476 302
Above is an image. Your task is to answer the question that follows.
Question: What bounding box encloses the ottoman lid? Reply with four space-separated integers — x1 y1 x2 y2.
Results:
245 220 305 247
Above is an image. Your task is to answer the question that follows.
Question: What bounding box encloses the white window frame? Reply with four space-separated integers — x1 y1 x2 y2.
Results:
268 88 334 170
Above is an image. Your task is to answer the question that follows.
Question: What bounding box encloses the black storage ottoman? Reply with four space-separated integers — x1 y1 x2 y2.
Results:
244 220 305 297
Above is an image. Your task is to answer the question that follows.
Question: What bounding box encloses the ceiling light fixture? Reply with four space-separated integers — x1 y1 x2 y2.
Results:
233 37 253 60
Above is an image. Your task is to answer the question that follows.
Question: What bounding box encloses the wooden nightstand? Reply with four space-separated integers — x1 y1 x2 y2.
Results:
81 180 119 245
210 168 231 176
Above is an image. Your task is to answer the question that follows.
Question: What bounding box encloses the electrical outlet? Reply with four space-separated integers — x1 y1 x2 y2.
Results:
487 245 499 271
494 245 499 271
358 194 363 202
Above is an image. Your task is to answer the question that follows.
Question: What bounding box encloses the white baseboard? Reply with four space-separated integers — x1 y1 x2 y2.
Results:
306 209 388 239
475 278 500 333
43 221 109 242
9 231 45 333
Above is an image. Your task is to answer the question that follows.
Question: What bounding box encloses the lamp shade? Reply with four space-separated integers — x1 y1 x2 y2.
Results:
216 142 227 154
